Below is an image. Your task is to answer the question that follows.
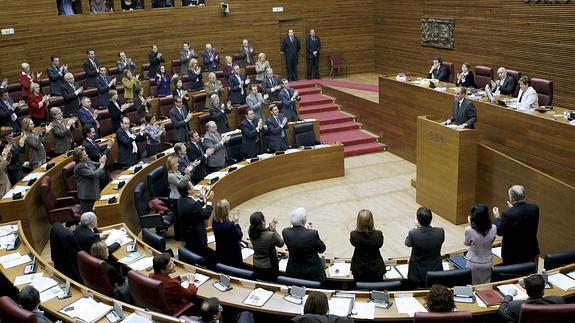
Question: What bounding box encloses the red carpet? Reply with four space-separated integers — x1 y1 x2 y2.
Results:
290 79 386 157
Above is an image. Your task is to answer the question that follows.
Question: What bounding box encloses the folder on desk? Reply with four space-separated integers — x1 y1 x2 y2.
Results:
448 255 468 269
475 289 504 306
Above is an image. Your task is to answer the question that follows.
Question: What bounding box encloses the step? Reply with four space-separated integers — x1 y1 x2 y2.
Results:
344 142 387 157
297 87 321 95
290 80 319 89
304 111 355 125
299 103 338 114
299 94 334 107
320 121 359 134
320 129 378 146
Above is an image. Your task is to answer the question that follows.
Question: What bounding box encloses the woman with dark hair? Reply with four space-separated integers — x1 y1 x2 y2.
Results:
464 203 497 284
425 284 455 313
156 65 176 97
292 291 354 323
143 114 165 157
456 62 477 89
350 209 385 282
249 211 284 282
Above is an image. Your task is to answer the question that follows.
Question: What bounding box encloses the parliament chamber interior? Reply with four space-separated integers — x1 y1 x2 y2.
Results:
0 0 574 322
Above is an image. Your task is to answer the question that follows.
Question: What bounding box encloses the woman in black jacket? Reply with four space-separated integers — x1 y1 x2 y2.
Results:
350 209 385 282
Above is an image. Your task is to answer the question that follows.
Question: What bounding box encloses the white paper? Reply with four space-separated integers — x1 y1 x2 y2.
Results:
385 267 403 279
193 273 210 288
40 285 63 303
257 153 274 160
60 297 112 323
567 271 575 280
3 185 31 199
434 87 447 92
492 247 502 259
497 284 528 301
279 258 288 272
0 252 22 264
395 264 409 279
329 262 351 277
99 194 119 201
121 312 154 323
117 174 134 180
314 144 331 149
243 288 274 307
0 224 17 237
2 254 32 269
548 273 575 291
207 234 215 244
395 297 427 317
205 171 226 180
129 164 149 173
194 184 211 191
0 234 16 249
30 276 59 293
285 149 300 154
328 297 353 317
352 302 375 320
22 172 45 181
104 228 132 247
14 273 44 285
129 256 154 271
442 261 451 270
241 248 255 260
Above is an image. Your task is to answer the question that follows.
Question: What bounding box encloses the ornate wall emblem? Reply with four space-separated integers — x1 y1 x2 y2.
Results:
421 18 454 49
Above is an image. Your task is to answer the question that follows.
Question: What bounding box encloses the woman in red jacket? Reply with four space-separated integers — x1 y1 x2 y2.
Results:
27 83 50 126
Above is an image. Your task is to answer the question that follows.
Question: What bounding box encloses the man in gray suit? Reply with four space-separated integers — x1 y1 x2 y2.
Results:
170 96 192 143
49 107 76 154
73 146 107 212
238 39 255 67
405 207 445 287
179 42 198 75
246 84 268 121
442 87 477 129
203 121 229 173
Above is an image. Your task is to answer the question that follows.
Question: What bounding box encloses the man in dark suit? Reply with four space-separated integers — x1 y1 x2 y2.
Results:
405 207 445 287
148 45 165 78
177 180 215 264
61 72 83 116
47 55 68 96
82 126 111 162
179 42 197 75
169 96 192 143
96 66 116 107
238 39 255 67
116 117 144 168
427 56 449 82
282 207 327 282
78 97 100 138
83 49 100 88
261 68 282 102
208 94 231 133
498 274 564 323
202 44 220 72
490 67 517 96
305 29 321 80
17 286 56 323
240 109 263 159
174 142 198 174
442 87 477 129
0 89 23 131
73 212 120 254
186 130 213 184
494 185 540 265
281 29 301 81
228 65 248 105
266 104 289 152
73 146 107 212
279 79 300 122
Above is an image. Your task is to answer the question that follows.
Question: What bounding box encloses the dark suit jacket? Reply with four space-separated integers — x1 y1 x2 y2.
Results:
449 99 477 128
73 224 119 254
228 73 246 105
169 105 190 143
498 295 564 323
47 64 66 96
78 107 98 133
202 49 220 71
266 114 288 152
96 74 113 107
74 160 105 200
179 196 213 250
50 119 73 154
281 36 301 59
279 88 298 122
212 219 243 266
116 128 144 167
83 58 100 88
107 100 124 132
405 226 445 286
456 71 477 89
148 52 165 77
61 82 81 116
238 46 255 67
350 230 385 282
185 140 208 182
495 75 517 96
496 202 540 265
262 75 281 101
209 106 231 133
176 153 191 174
240 117 260 158
282 226 326 282
427 64 449 82
0 98 20 131
83 138 110 162
306 36 321 59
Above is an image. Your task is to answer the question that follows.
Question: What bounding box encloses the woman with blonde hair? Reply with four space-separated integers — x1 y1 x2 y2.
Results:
27 83 50 126
20 117 48 169
212 199 243 266
122 69 140 102
187 58 203 91
0 143 12 196
255 53 270 82
350 209 385 282
166 153 192 240
90 241 125 287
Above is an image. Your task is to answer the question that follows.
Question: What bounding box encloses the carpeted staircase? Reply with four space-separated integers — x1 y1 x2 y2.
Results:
290 80 386 157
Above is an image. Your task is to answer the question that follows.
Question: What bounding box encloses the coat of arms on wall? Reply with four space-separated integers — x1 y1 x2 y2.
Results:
421 18 454 49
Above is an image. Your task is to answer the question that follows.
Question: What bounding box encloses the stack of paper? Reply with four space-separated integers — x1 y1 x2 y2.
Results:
2 185 30 199
385 267 404 279
30 276 59 293
395 296 427 317
329 262 351 277
257 153 274 160
22 172 45 181
117 174 134 181
394 264 409 279
492 247 503 258
497 284 529 300
60 297 112 323
241 248 255 260
279 258 288 272
352 302 375 319
0 224 17 236
14 273 44 285
40 286 64 303
548 273 575 291
104 228 132 246
328 297 353 317
285 149 300 154
567 271 575 280
243 288 274 307
0 253 31 269
118 252 144 265
205 172 226 180
207 234 216 244
129 257 154 271
121 312 154 323
0 233 17 249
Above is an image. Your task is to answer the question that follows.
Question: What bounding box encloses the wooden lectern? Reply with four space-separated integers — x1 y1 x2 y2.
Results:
416 116 478 224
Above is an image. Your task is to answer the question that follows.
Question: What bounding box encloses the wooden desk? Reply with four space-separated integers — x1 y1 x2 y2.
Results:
0 221 179 322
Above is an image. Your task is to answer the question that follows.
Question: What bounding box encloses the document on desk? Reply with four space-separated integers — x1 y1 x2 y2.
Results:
279 258 288 272
121 312 154 323
385 266 403 279
328 297 353 317
118 252 144 265
492 246 502 259
243 288 274 307
497 284 528 301
117 174 134 181
0 233 17 249
567 271 575 280
22 172 45 181
0 224 17 237
60 297 112 323
2 185 31 199
442 261 451 270
205 171 226 180
394 264 409 279
207 234 215 244
99 194 119 201
30 276 59 293
548 273 575 291
241 248 255 260
352 302 375 319
329 262 351 277
104 228 132 246
40 285 64 303
192 273 210 288
2 254 32 269
14 273 44 286
395 296 427 317
128 256 154 271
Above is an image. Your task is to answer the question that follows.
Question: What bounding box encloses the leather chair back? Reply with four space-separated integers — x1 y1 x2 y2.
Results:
414 311 472 323
491 262 536 282
142 228 166 252
147 166 169 199
544 250 575 270
198 112 211 135
62 161 77 193
355 281 403 291
74 71 86 83
236 104 248 127
178 246 206 267
128 271 171 315
133 182 148 217
50 223 83 283
245 65 256 82
530 77 553 106
191 92 207 113
215 263 256 280
426 268 472 288
0 296 37 323
294 123 317 147
77 251 115 296
276 276 322 288
474 65 493 89
443 61 455 83
40 176 57 211
232 53 241 66
226 135 243 164
162 122 175 143
518 303 575 323
171 59 181 74
506 69 522 97
99 117 113 137
141 63 150 79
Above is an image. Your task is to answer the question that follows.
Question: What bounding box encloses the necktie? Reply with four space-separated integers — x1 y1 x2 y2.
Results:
290 37 293 43
179 108 184 119
91 59 96 68
196 142 203 154
457 101 462 115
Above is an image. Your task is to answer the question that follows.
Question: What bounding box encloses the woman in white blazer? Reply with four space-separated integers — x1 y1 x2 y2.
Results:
515 76 539 110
